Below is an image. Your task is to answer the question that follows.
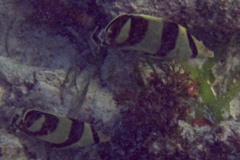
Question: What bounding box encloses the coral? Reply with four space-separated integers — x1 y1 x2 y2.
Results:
110 61 197 159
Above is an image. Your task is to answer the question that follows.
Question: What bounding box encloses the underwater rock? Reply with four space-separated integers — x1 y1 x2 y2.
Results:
0 54 119 122
229 95 240 120
0 129 27 160
0 56 78 115
178 120 240 160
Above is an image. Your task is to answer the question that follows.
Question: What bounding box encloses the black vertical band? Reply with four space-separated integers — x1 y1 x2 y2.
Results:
187 32 198 58
158 21 179 57
91 126 100 144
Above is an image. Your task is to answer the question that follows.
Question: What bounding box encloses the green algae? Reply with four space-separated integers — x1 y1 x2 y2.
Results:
182 34 240 122
181 57 217 103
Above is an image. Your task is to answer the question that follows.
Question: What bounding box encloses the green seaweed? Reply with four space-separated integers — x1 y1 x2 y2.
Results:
182 40 240 122
181 57 217 103
208 79 240 121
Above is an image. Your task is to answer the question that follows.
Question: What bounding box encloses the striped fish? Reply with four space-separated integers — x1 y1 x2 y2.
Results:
92 14 214 60
11 109 110 149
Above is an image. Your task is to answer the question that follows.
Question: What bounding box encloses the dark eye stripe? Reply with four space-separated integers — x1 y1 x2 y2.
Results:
105 15 130 45
123 15 148 46
158 21 179 57
23 110 59 136
24 111 42 128
187 32 198 58
117 15 148 47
